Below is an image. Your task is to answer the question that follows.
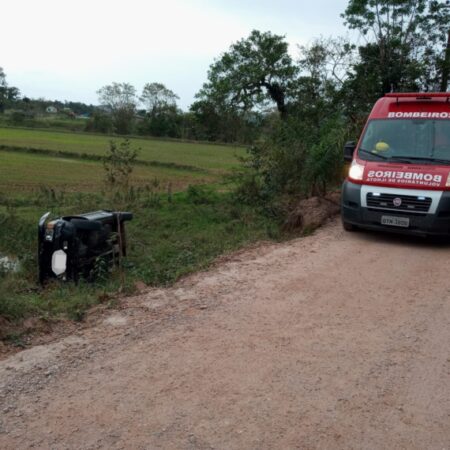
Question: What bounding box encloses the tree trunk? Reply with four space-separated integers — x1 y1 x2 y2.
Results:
265 83 288 119
440 30 450 92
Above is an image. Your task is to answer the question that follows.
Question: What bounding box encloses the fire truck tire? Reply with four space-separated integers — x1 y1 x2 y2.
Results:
342 220 357 232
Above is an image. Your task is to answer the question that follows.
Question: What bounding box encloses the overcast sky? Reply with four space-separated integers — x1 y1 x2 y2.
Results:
3 0 351 110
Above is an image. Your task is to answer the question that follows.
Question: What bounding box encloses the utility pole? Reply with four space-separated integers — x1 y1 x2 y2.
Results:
440 1 450 92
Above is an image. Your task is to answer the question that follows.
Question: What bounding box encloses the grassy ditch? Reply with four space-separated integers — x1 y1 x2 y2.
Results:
0 185 280 335
0 126 340 344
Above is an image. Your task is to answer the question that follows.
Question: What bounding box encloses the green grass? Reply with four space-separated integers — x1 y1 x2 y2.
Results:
0 151 214 194
0 126 282 337
0 114 88 132
0 188 279 326
0 127 245 171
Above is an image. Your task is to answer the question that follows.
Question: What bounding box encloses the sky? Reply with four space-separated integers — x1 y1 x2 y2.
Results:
2 0 351 110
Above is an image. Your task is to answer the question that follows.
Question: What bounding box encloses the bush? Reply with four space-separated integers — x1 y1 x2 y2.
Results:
8 111 28 125
0 187 278 327
136 109 182 138
186 185 216 205
233 114 350 214
103 139 139 199
113 108 135 135
85 111 113 133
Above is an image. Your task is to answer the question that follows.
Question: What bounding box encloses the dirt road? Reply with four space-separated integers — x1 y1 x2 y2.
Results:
1 219 449 449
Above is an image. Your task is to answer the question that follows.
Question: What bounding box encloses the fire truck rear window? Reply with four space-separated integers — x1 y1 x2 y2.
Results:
359 119 450 162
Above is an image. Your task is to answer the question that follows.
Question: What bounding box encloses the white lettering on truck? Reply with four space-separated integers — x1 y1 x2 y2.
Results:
367 170 442 186
388 112 450 119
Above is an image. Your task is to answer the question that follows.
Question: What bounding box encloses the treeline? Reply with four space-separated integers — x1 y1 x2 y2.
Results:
84 81 265 142
1 0 449 152
212 0 450 208
0 71 262 142
79 0 450 146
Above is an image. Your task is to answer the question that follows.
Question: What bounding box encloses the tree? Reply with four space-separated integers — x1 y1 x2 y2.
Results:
97 82 137 134
342 0 450 95
189 99 225 141
441 29 450 92
85 110 113 133
298 37 356 89
294 37 356 123
140 82 179 114
137 83 182 138
0 68 6 89
137 105 182 138
0 67 20 113
197 30 298 119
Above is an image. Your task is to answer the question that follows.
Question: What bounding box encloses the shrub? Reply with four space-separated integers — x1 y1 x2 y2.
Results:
103 140 138 186
8 111 28 125
85 111 113 133
234 114 350 214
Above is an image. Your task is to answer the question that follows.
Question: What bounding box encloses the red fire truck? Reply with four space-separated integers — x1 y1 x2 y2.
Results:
341 92 450 235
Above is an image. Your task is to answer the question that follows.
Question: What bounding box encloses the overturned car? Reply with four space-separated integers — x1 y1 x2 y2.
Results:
38 210 132 283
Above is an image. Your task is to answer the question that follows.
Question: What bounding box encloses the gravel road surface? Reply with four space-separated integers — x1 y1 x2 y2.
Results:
1 219 449 449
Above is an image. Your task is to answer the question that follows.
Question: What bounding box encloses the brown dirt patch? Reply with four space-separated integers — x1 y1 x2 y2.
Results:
284 191 341 231
1 219 449 449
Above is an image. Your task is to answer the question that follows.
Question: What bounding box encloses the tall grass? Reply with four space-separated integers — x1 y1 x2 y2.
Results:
0 186 279 326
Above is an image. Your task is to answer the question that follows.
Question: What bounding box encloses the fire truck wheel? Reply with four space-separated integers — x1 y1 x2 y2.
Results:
342 221 357 232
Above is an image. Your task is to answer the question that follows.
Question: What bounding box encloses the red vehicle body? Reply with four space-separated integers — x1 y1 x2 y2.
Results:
341 92 450 235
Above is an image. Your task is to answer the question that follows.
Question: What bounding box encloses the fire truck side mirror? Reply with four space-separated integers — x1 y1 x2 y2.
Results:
343 141 356 162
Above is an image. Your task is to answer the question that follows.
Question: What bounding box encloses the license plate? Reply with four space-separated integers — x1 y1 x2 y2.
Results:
381 215 410 228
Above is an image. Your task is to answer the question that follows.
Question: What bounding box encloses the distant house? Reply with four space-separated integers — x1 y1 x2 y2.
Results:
46 106 57 114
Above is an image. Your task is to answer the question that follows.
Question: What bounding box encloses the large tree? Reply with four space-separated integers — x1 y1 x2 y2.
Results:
342 0 450 94
298 37 356 90
137 83 181 138
97 82 137 134
197 30 298 119
140 82 179 114
295 37 356 122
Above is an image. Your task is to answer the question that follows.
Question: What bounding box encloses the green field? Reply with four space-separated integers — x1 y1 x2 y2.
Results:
0 127 278 332
0 128 245 171
0 114 88 132
0 151 214 194
0 127 246 193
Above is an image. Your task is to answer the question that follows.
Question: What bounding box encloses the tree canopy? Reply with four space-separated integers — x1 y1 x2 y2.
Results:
342 0 450 94
97 82 137 134
140 82 179 114
0 67 20 113
197 30 298 119
97 82 137 112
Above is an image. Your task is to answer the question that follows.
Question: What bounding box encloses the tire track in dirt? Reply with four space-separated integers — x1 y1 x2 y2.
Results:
1 219 449 449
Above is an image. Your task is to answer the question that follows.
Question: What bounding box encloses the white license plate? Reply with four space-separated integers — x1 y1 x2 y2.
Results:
381 215 410 228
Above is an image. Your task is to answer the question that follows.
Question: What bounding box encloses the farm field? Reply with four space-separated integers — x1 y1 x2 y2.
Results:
0 127 245 193
0 128 245 171
0 151 214 194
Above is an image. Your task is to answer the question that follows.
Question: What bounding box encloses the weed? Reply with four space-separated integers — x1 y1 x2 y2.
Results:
104 139 139 193
0 186 279 330
0 128 281 338
4 332 27 348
